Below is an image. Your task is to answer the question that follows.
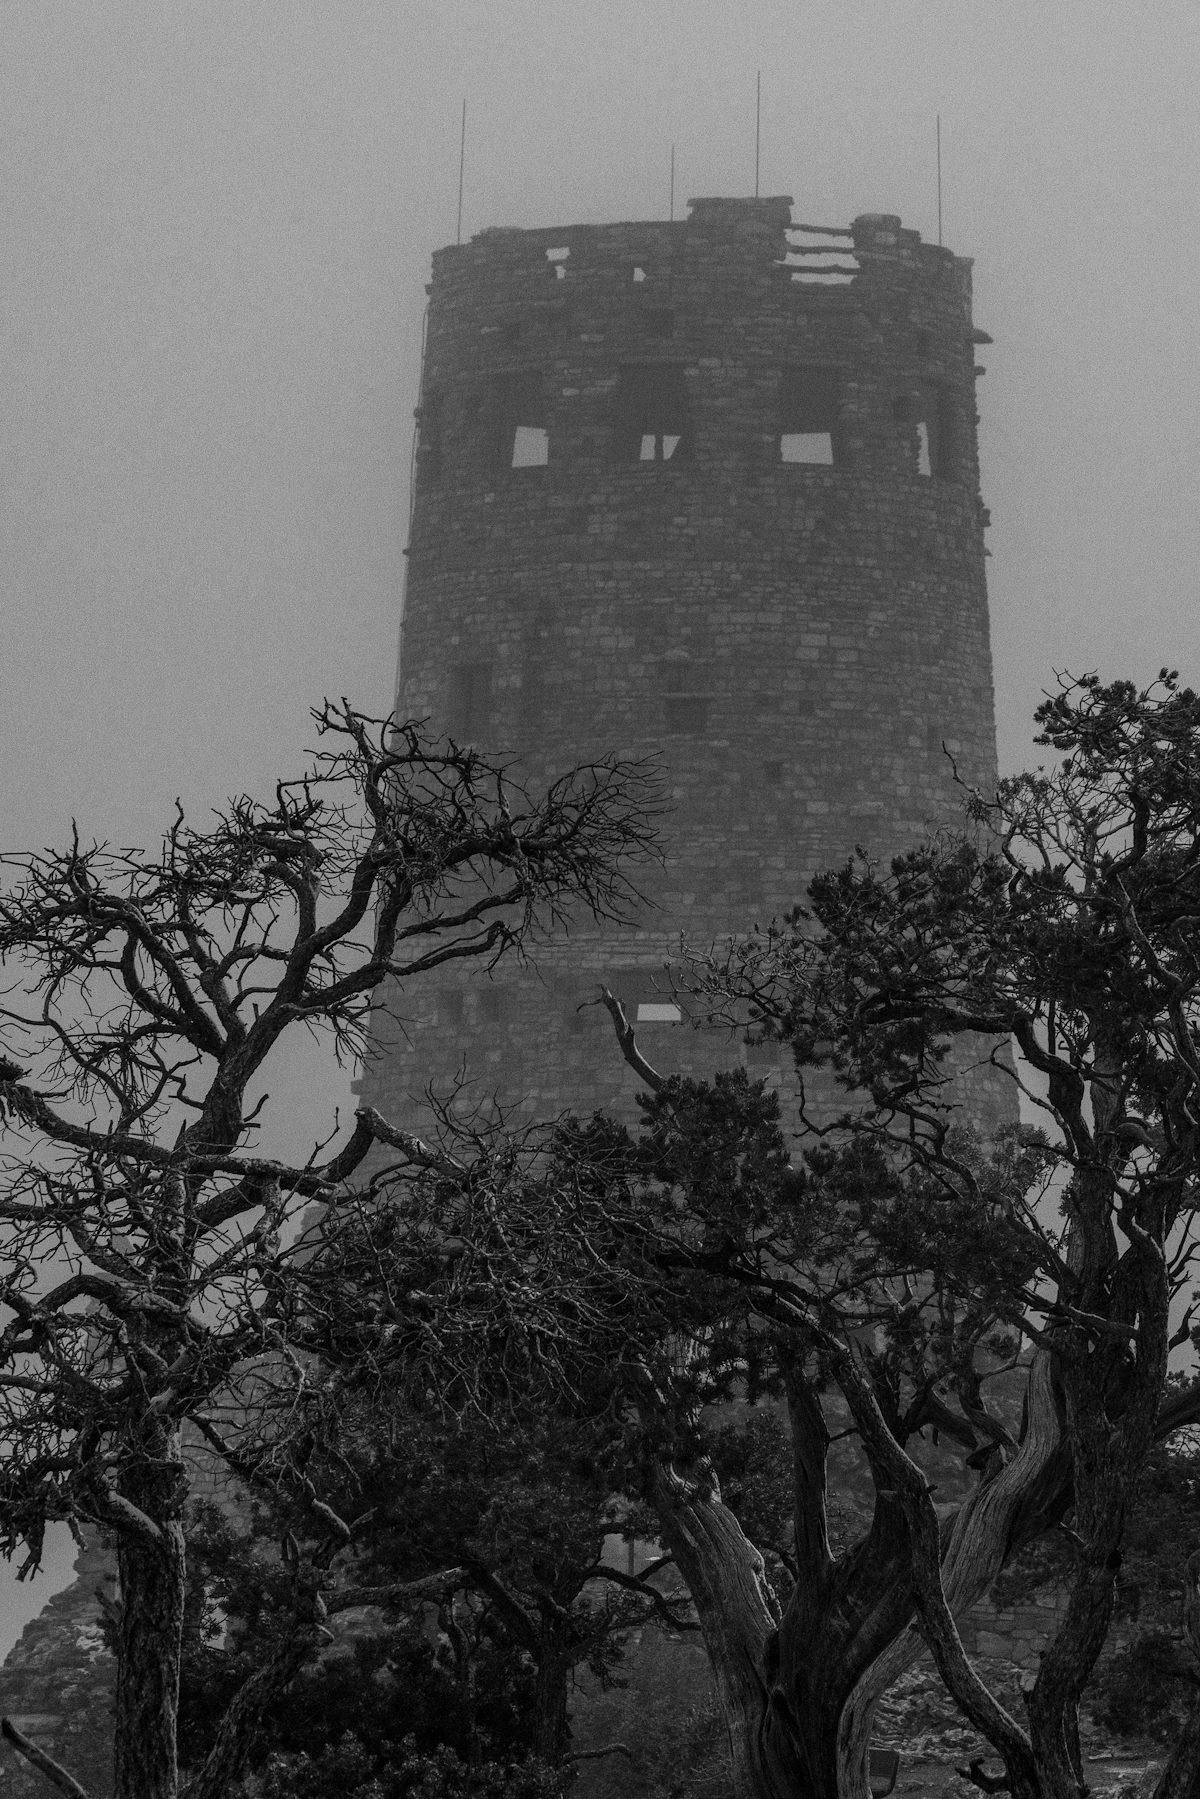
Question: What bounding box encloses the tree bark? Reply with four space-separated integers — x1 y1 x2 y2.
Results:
839 1348 1069 1796
114 1518 186 1799
649 1463 795 1799
1151 1554 1200 1799
530 1637 572 1764
182 1624 316 1799
110 1416 189 1799
650 1460 919 1799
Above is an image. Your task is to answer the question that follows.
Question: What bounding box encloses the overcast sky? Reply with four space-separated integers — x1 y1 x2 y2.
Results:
1 0 1198 1645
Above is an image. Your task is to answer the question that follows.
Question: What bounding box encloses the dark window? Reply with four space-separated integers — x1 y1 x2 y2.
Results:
639 309 675 338
665 696 708 733
479 988 505 1024
489 372 549 472
778 366 842 465
661 656 710 735
438 989 464 1027
808 516 834 560
731 857 764 909
761 759 784 787
612 365 691 463
448 663 491 740
416 388 443 484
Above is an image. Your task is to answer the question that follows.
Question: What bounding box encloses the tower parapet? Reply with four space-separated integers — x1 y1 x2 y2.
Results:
367 196 1001 1124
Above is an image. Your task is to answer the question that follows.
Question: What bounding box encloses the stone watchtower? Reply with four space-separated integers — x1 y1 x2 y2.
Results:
0 199 1004 1792
359 195 1001 1125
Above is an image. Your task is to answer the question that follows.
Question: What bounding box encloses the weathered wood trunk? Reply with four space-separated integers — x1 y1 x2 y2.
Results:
838 1349 1069 1796
650 1463 916 1799
1151 1553 1200 1799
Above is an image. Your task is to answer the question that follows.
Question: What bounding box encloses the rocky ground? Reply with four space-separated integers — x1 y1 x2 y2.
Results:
877 1661 1162 1799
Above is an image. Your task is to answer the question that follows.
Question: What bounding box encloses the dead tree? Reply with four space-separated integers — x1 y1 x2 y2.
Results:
0 705 657 1799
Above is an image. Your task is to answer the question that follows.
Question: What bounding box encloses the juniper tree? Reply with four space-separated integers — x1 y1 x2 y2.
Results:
590 673 1200 1799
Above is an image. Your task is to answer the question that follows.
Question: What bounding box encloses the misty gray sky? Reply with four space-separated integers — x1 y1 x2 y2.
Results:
1 0 1199 1644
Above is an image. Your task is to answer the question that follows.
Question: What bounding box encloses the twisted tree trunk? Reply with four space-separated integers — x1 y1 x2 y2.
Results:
650 1460 918 1799
840 1348 1069 1795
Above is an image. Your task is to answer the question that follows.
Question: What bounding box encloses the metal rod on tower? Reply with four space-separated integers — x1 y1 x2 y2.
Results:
670 143 675 221
936 113 942 246
456 99 467 245
755 72 761 197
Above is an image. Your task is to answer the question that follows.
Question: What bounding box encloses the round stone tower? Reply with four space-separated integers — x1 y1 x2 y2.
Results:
361 195 1001 1126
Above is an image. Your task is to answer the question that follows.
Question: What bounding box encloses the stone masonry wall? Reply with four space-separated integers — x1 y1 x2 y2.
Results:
0 197 1012 1791
359 195 1006 1134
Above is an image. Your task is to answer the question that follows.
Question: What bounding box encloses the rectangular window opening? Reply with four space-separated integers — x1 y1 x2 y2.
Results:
639 432 682 462
480 988 505 1025
780 432 834 465
912 384 956 480
632 265 647 283
778 366 842 467
614 365 691 463
511 425 549 467
491 373 549 474
636 1002 682 1026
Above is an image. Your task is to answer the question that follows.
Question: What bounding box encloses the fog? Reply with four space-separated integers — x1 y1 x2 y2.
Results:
1 0 1197 1647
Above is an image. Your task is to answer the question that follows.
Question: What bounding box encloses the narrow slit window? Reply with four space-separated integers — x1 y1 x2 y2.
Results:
899 384 956 480
416 388 443 484
778 366 842 466
613 365 691 463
